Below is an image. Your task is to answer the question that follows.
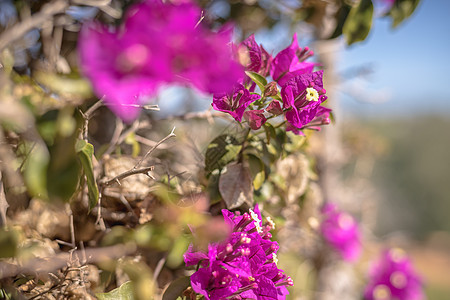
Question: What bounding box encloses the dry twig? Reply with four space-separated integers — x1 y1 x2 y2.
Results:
0 0 69 51
134 127 176 169
100 166 155 187
80 98 104 140
0 244 136 280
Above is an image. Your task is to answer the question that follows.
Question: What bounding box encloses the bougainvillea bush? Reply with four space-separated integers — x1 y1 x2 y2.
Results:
0 0 423 299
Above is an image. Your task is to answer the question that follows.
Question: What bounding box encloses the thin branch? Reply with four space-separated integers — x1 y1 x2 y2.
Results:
102 119 144 157
0 0 69 51
107 103 160 111
69 211 75 248
134 127 176 169
71 0 112 6
95 192 106 231
153 254 167 282
84 98 104 119
118 194 138 219
103 118 124 156
55 239 73 248
0 244 136 280
134 134 170 149
0 172 8 227
80 99 104 140
100 166 154 187
159 110 229 123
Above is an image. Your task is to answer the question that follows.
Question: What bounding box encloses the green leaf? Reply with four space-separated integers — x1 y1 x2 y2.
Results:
96 281 135 300
263 123 277 145
245 71 267 92
285 132 306 153
125 132 140 158
219 163 253 209
34 71 93 99
388 0 421 28
0 228 18 258
119 260 155 300
22 142 49 199
45 108 81 202
162 276 191 300
267 125 288 157
167 236 190 268
329 4 352 40
272 93 282 101
343 0 374 45
246 154 265 190
205 135 242 173
76 139 99 211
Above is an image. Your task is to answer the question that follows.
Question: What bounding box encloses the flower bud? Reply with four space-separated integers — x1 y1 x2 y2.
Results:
244 110 267 130
266 101 283 116
264 81 279 97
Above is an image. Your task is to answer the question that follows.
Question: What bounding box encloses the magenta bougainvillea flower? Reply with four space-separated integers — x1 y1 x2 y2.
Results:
280 70 329 135
239 34 262 73
364 249 424 300
79 0 243 122
238 34 273 77
78 23 168 121
174 25 244 95
320 203 361 262
184 205 293 300
270 33 316 87
212 84 260 122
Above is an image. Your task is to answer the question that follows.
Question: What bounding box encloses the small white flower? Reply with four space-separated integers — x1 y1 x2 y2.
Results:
266 216 275 230
272 253 278 265
249 208 263 233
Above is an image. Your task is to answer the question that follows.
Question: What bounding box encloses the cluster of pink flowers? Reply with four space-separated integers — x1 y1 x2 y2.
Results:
320 203 362 262
79 0 330 134
184 205 292 300
319 204 425 299
212 34 331 135
79 0 243 122
364 249 424 300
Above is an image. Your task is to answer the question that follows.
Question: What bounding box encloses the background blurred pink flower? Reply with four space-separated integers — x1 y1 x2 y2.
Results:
79 0 243 122
364 248 425 300
320 203 361 262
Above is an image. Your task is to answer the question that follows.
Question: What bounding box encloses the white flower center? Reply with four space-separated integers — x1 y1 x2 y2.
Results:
390 271 408 289
338 213 354 230
389 248 406 263
305 87 319 102
372 284 391 300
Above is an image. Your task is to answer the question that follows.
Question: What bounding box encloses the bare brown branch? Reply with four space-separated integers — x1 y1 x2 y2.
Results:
100 166 155 187
0 244 136 280
134 127 176 169
0 0 69 51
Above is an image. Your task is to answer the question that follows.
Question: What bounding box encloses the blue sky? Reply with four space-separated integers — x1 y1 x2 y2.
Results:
338 0 450 118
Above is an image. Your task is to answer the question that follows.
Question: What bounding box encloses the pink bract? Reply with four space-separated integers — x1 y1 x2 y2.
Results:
364 249 425 300
79 0 243 122
320 203 361 262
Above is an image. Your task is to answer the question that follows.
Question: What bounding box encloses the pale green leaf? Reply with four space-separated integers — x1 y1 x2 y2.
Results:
76 139 99 211
96 281 134 300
